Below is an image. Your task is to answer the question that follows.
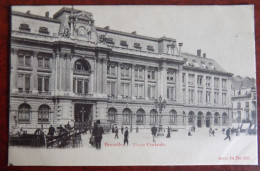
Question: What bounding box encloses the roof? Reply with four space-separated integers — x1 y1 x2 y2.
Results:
232 76 256 89
53 7 93 19
12 11 61 23
181 52 227 73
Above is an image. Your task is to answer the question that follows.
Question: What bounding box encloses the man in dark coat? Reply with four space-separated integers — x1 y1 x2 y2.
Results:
151 125 157 142
224 128 231 141
166 126 171 138
124 127 129 146
48 125 55 136
92 122 104 149
114 126 119 139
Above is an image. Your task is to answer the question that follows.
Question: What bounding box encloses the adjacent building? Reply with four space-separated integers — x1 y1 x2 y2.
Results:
9 7 233 133
231 76 257 124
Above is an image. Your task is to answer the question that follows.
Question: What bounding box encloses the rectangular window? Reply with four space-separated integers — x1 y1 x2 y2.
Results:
25 56 31 66
125 68 130 77
134 84 138 97
148 70 156 80
44 58 50 68
38 57 43 67
188 74 195 85
198 90 203 103
134 68 138 78
188 89 194 102
139 69 143 79
167 87 175 100
182 73 186 85
38 77 43 92
44 77 49 92
197 75 203 86
125 83 129 97
25 75 30 90
206 91 211 103
222 79 227 90
183 89 186 102
111 82 115 96
222 93 227 104
214 92 219 104
214 78 219 88
167 70 175 82
151 70 155 79
206 77 211 87
73 79 76 93
77 80 82 94
18 55 24 65
245 102 249 108
18 74 23 89
84 80 88 94
120 83 124 95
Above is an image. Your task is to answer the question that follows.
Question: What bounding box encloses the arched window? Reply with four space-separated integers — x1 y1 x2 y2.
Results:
74 59 90 72
188 111 195 125
18 103 31 122
222 113 228 126
123 108 132 123
170 110 177 124
38 105 50 123
214 113 220 126
108 108 117 122
150 109 158 124
136 109 145 123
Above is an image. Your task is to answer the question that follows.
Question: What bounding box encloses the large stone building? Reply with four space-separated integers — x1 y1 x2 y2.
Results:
231 76 257 124
9 7 233 133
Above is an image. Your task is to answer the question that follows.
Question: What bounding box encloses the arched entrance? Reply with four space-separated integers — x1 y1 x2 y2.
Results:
206 112 212 128
197 112 203 128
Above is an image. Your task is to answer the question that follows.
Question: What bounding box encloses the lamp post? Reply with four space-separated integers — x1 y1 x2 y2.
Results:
154 95 167 136
80 107 86 125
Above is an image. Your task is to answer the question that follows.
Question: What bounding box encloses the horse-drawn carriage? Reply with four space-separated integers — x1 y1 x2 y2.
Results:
9 125 90 148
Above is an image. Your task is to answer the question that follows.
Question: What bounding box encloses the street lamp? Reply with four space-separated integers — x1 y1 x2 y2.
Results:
154 95 167 136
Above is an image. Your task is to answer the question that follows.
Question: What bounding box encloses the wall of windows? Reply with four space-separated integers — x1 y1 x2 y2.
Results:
17 74 31 93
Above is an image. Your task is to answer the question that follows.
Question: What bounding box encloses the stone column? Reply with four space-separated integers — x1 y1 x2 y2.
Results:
219 76 223 106
11 48 18 93
211 76 214 105
194 73 198 105
117 62 122 99
96 57 102 95
176 65 183 103
159 63 167 99
131 64 136 100
32 51 38 94
102 58 108 95
185 72 189 103
144 66 149 100
203 75 206 105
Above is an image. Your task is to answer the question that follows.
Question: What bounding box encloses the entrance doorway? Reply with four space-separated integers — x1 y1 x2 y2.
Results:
74 104 92 127
197 112 203 128
206 112 212 128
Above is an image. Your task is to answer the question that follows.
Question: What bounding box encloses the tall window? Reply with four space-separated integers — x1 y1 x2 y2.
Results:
206 91 211 103
134 67 144 79
38 105 50 123
222 79 227 90
188 74 195 85
148 85 157 99
38 56 50 68
188 112 194 125
206 76 211 87
150 109 158 124
214 92 219 104
222 113 228 126
148 69 156 80
73 79 89 94
197 75 203 86
170 110 177 124
214 113 220 125
108 108 117 122
237 111 241 122
167 87 175 101
38 76 49 93
120 83 130 97
183 89 186 102
18 103 31 123
136 109 145 123
188 89 194 103
214 78 219 89
121 66 130 77
246 111 249 120
17 74 31 93
107 65 116 76
107 81 116 97
198 90 203 103
245 102 249 108
167 70 176 82
123 108 131 123
222 93 227 104
237 102 241 108
134 84 144 98
18 53 31 67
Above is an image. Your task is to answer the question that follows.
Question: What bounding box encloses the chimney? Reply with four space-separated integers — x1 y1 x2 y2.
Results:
179 43 183 55
131 31 136 35
45 11 49 18
197 49 201 57
26 10 31 15
203 53 206 58
104 26 110 29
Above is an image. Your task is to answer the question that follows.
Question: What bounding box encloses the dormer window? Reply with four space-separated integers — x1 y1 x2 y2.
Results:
134 43 141 49
209 63 215 70
192 60 199 67
147 45 154 52
19 24 30 32
201 61 208 69
38 27 49 35
120 40 128 47
106 38 115 45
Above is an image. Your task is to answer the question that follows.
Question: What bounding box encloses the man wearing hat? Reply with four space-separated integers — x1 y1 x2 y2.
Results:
124 127 129 146
92 120 104 149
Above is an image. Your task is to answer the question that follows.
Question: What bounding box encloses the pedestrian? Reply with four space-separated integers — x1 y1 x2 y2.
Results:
112 125 115 133
209 127 212 136
124 127 129 146
121 125 124 134
48 125 55 137
212 129 215 136
224 127 231 141
114 126 119 139
65 121 71 130
136 126 139 133
92 121 104 149
166 126 171 138
151 125 157 142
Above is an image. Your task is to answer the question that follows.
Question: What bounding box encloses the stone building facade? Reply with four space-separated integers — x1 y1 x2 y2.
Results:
10 7 233 133
231 76 257 124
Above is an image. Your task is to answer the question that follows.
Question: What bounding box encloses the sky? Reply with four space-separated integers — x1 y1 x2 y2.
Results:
12 5 256 78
